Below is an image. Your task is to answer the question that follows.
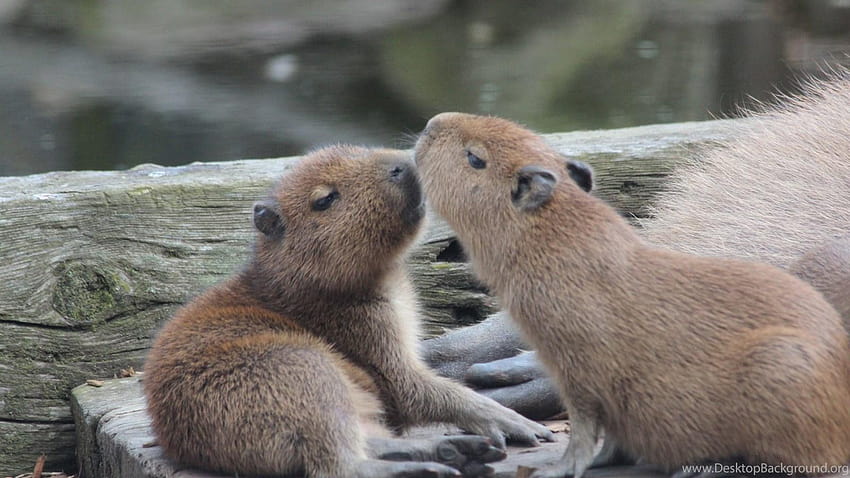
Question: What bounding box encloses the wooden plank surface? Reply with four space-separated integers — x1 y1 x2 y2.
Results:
71 375 669 478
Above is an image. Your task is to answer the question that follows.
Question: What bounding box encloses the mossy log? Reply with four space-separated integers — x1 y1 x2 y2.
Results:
0 119 740 475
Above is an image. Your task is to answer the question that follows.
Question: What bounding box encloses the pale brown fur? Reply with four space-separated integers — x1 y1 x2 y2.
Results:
144 145 552 478
639 76 850 319
789 233 850 325
415 113 850 478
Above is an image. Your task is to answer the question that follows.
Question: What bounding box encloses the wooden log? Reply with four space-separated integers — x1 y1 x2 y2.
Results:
0 119 741 474
71 375 677 478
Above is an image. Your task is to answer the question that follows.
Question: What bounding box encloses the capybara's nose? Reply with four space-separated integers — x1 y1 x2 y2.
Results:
388 160 412 183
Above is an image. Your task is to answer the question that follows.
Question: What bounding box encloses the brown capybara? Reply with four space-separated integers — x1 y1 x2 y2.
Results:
415 112 850 478
144 145 553 478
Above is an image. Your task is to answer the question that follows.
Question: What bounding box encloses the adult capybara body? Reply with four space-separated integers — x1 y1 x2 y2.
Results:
415 113 850 478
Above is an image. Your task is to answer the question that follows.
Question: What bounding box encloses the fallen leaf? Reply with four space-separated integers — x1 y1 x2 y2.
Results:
85 379 105 387
32 455 45 478
516 466 537 478
541 419 570 434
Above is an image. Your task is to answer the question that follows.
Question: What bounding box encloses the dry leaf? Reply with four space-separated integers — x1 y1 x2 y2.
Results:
85 379 105 387
546 422 570 434
32 454 45 478
516 466 538 478
540 419 570 434
119 367 136 378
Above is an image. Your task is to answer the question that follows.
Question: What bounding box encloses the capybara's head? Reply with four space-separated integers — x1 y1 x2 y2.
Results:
252 145 424 295
414 112 592 243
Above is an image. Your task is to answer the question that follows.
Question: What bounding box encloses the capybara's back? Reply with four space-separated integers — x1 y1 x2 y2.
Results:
642 76 850 269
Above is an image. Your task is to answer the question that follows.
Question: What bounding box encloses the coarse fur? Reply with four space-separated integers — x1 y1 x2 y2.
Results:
144 145 552 478
640 75 850 270
414 113 850 478
640 75 850 326
640 74 850 325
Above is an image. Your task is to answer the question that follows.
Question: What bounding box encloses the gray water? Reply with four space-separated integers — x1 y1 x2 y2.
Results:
1 0 850 176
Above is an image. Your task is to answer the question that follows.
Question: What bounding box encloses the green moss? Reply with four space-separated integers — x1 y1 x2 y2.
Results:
0 427 27 469
52 261 132 328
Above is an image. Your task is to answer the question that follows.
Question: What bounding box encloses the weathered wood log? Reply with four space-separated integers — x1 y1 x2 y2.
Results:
0 119 740 474
71 374 671 478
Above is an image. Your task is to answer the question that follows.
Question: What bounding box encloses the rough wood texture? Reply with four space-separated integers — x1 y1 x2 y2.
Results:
0 119 741 474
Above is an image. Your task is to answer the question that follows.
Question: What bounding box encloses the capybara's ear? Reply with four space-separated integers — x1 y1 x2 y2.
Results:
513 165 558 211
253 200 285 238
565 159 593 193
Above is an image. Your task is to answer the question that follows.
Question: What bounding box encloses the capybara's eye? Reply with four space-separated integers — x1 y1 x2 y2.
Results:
312 191 340 211
467 151 487 169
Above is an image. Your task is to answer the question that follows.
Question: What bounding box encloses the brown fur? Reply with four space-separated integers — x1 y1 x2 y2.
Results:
640 76 850 299
144 145 551 478
415 113 850 477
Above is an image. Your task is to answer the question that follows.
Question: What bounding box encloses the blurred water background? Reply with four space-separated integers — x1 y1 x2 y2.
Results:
1 0 849 176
